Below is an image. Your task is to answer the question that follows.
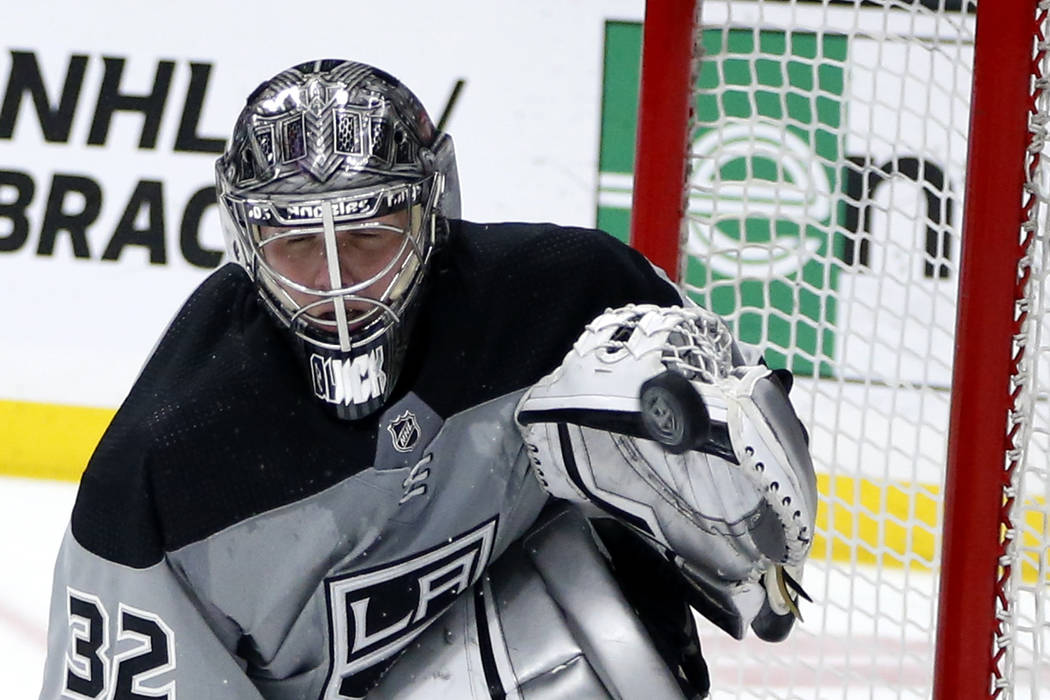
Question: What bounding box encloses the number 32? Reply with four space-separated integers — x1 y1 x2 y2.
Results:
64 588 175 700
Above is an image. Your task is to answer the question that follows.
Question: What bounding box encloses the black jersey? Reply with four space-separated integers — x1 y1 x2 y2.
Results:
40 220 684 700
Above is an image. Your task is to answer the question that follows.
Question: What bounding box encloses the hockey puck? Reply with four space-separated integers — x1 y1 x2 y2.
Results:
638 371 710 454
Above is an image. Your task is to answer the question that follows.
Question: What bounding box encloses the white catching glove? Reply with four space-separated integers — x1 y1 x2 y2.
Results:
515 304 817 639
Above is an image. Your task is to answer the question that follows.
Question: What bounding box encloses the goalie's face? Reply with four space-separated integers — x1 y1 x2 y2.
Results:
227 176 439 352
259 208 415 336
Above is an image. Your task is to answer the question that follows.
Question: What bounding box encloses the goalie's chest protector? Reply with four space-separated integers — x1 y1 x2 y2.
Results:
67 220 684 697
164 384 548 699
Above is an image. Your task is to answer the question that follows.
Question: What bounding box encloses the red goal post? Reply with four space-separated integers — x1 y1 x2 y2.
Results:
630 0 1048 697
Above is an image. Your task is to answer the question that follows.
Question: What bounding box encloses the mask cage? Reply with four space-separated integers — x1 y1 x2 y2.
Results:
224 175 442 352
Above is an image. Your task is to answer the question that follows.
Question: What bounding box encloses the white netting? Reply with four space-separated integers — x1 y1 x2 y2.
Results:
672 0 1047 697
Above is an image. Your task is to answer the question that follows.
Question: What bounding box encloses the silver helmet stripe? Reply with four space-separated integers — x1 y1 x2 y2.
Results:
321 201 353 352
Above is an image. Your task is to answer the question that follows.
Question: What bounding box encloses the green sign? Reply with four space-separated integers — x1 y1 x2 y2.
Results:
597 22 847 376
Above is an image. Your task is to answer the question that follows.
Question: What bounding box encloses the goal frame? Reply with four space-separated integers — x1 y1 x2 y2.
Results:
628 0 1040 696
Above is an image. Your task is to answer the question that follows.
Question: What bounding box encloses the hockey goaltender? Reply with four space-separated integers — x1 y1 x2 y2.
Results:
39 59 817 700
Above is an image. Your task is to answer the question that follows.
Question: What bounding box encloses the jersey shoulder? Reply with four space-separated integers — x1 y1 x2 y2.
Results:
410 221 685 416
72 265 376 567
72 265 254 566
449 220 680 300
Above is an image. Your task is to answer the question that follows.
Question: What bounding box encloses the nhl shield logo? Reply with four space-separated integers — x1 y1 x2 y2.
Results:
387 411 421 453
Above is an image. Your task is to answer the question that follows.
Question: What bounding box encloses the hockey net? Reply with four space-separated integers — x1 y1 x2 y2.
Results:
629 0 1050 697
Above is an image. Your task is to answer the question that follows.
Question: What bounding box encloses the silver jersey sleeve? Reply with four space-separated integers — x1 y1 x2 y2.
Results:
39 526 266 700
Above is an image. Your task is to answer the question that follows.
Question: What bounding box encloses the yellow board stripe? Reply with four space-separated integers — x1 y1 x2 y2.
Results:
812 473 941 573
812 473 1049 584
2 401 1047 584
0 399 115 482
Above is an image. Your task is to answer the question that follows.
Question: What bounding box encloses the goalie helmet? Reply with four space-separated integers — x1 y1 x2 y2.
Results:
216 59 460 420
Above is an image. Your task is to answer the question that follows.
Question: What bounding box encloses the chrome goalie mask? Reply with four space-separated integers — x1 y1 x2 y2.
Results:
216 59 460 420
